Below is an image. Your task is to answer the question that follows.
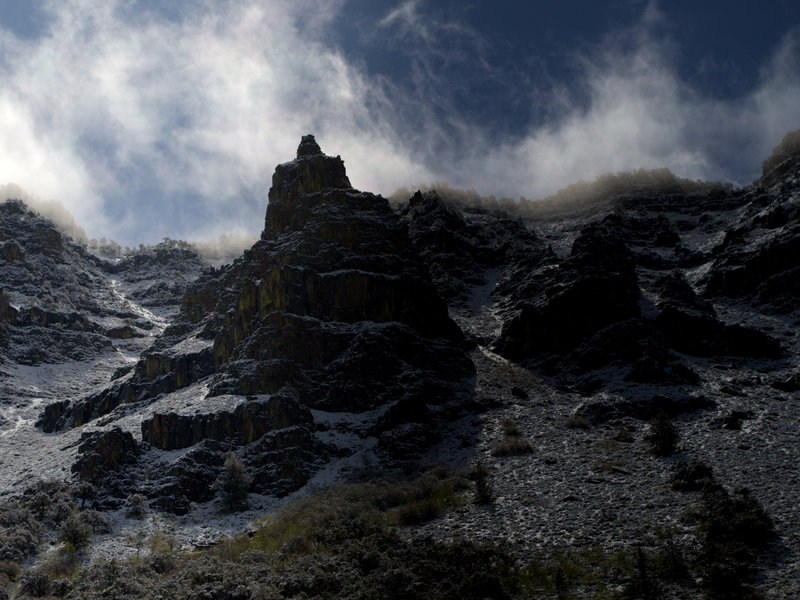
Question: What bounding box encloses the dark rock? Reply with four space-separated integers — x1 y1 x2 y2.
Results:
0 240 25 262
36 400 71 433
654 306 782 358
72 427 140 481
378 422 442 458
0 289 18 324
771 374 800 393
401 190 544 306
243 426 331 497
494 218 640 361
511 386 528 399
141 392 312 450
574 392 714 422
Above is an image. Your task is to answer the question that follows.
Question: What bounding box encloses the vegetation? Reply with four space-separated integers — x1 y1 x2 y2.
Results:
645 412 679 457
0 461 778 600
389 168 734 221
491 417 534 457
473 461 493 505
213 452 253 512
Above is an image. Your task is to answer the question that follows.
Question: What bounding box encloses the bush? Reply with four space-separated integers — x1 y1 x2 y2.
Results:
58 512 93 552
646 412 679 456
473 462 493 505
213 452 252 512
79 509 111 534
499 417 522 437
671 459 713 492
491 436 534 457
0 560 19 580
125 494 149 519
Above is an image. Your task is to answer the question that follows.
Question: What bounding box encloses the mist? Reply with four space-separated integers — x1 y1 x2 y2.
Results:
0 1 797 246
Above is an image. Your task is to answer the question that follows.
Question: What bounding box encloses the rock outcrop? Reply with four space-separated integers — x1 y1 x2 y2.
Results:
184 135 473 413
46 135 475 506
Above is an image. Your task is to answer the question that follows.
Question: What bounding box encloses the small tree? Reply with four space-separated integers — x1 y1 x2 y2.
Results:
473 461 493 505
646 412 679 457
58 512 92 552
213 452 252 512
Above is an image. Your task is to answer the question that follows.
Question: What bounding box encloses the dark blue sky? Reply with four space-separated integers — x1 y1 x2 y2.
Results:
0 1 798 244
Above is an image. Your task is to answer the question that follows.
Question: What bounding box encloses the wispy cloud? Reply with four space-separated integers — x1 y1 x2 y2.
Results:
0 0 432 244
0 1 797 245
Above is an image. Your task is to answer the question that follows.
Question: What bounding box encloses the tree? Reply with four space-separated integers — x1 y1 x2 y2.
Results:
646 412 679 457
213 452 252 512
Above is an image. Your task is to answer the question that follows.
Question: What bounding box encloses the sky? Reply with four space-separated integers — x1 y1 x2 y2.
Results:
0 0 798 246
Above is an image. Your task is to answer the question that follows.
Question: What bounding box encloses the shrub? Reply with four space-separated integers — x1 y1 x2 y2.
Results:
17 571 49 598
59 512 93 552
125 494 149 519
499 417 522 437
213 452 252 512
491 436 534 457
646 412 679 456
670 459 713 492
79 509 111 534
0 560 19 580
695 482 774 598
473 461 493 505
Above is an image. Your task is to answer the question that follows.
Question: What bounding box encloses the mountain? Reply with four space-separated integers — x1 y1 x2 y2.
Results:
1 131 799 598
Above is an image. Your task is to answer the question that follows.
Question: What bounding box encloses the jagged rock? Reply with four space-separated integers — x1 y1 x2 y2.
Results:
72 427 140 481
401 190 545 307
494 217 640 360
0 289 18 324
60 341 215 428
141 392 312 450
0 240 25 262
705 227 800 309
36 400 71 433
653 271 715 317
654 306 782 358
242 426 331 497
175 136 474 412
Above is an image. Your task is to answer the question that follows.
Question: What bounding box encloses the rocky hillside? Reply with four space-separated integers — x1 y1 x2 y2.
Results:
0 131 799 598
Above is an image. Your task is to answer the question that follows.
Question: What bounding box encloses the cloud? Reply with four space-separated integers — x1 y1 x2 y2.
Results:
388 6 800 200
0 0 797 247
0 0 432 245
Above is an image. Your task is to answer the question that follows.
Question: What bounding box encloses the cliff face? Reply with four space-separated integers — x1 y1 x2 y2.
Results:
37 135 475 510
202 135 471 410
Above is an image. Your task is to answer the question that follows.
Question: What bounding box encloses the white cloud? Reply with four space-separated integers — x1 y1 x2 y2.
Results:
0 0 431 244
0 0 797 245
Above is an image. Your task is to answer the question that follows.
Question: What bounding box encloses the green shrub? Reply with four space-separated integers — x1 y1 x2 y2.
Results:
491 436 534 457
125 493 149 519
646 412 679 457
58 512 93 552
499 417 522 437
213 452 252 512
670 459 713 492
473 461 493 505
0 560 19 580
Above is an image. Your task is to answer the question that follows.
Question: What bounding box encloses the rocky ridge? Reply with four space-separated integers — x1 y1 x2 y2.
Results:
0 131 799 596
35 135 476 513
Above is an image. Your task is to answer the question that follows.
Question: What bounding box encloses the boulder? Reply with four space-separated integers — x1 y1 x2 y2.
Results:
72 427 140 481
